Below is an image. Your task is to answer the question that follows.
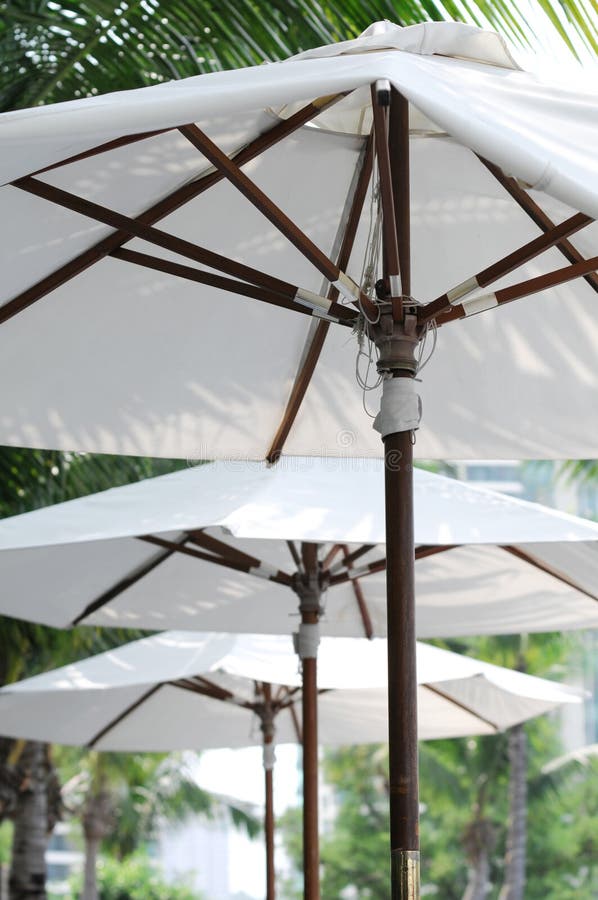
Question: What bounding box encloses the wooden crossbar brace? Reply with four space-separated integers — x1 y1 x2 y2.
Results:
339 543 374 639
425 683 500 732
112 247 355 326
480 157 598 295
2 94 345 327
138 534 293 587
372 82 401 310
86 684 163 748
178 122 378 319
419 211 593 325
71 535 188 626
435 252 598 325
265 131 374 461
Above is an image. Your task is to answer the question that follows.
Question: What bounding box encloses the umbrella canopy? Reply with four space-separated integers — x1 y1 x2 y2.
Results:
0 22 597 461
4 20 598 895
0 459 597 637
0 630 579 750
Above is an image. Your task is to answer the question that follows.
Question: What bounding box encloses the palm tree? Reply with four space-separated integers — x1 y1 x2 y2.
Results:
0 449 186 899
0 0 596 113
60 749 258 900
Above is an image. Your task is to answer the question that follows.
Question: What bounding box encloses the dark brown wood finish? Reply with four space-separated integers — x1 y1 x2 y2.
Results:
389 88 411 297
340 543 374 639
300 541 320 900
371 84 401 303
138 534 293 586
328 557 386 587
419 211 592 324
179 122 378 320
262 683 276 900
479 157 598 294
187 530 269 569
30 128 171 177
501 545 598 602
111 248 355 325
425 684 499 732
327 543 376 573
385 428 419 893
71 537 188 626
87 684 163 748
265 132 375 462
437 252 598 326
15 176 302 299
1 95 344 326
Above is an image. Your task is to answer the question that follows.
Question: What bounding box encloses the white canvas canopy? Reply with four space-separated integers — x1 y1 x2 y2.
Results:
4 19 598 894
0 630 579 750
0 459 597 637
0 22 598 460
1 628 578 900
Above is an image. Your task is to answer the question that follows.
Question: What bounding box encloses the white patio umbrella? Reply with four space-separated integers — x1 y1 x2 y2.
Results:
0 459 597 639
3 20 598 896
0 630 580 900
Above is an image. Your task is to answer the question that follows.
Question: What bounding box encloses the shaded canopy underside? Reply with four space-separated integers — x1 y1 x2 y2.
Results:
1 25 598 459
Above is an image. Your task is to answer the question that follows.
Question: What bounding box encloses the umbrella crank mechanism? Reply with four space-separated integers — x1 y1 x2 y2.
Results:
368 291 424 900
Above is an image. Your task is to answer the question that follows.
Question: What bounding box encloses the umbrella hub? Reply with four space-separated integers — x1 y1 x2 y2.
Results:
368 302 423 376
291 568 328 615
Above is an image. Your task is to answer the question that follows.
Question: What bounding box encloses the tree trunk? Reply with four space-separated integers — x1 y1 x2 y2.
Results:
82 788 114 900
463 846 490 900
82 836 100 900
462 818 494 900
498 725 527 900
9 742 48 900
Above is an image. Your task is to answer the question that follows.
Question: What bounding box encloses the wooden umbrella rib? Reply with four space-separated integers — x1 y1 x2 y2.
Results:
111 248 354 326
87 683 163 749
501 545 598 602
71 537 188 626
28 128 172 178
436 252 598 325
414 544 459 561
389 88 411 297
327 543 376 574
179 122 378 319
289 701 303 744
14 176 301 299
0 94 344 327
321 544 343 570
286 540 303 573
371 83 401 304
339 543 374 639
479 157 598 294
171 675 239 704
187 529 270 570
265 132 375 462
419 210 593 324
138 534 293 587
425 683 500 733
328 556 386 587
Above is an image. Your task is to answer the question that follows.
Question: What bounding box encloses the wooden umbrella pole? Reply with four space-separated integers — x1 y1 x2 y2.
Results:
370 83 421 898
384 427 419 897
259 685 277 900
293 542 325 900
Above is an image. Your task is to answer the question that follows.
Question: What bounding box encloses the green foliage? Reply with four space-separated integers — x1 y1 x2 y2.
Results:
71 850 204 899
280 632 589 898
1 0 597 113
